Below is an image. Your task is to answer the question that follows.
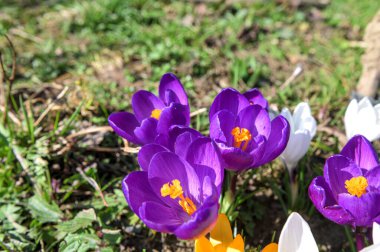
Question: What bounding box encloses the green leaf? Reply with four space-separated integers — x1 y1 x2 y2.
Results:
102 229 121 245
57 208 97 233
28 195 63 223
59 233 100 252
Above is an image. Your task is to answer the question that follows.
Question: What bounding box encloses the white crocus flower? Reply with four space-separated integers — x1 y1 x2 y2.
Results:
280 102 317 173
262 212 318 252
361 222 380 252
344 97 380 142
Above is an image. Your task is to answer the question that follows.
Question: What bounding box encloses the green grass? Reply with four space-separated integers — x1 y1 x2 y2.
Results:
0 0 379 251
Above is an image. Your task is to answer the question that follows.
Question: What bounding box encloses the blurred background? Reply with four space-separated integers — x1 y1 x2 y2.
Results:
0 0 379 251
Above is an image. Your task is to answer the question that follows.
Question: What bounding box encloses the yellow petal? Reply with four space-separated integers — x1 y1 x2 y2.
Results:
227 234 244 252
214 244 228 252
262 243 278 252
195 237 215 252
210 214 233 246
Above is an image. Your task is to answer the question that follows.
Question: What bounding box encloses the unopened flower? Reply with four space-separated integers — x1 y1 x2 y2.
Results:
280 102 317 172
108 73 190 146
195 214 244 252
262 212 318 252
360 222 380 252
209 88 290 171
344 97 380 142
122 131 223 239
309 135 380 228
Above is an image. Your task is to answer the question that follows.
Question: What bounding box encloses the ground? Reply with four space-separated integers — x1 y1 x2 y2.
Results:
0 0 379 251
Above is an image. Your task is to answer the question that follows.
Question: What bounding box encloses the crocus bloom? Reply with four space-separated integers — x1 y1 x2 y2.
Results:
122 131 224 239
194 214 244 252
309 135 380 228
280 102 317 172
209 88 290 171
108 73 190 146
262 212 318 252
360 222 380 252
344 97 380 142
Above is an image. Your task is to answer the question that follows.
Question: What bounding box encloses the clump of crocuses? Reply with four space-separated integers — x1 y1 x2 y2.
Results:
109 72 299 246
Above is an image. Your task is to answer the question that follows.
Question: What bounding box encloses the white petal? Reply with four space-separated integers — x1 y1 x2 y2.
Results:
278 212 318 252
344 99 359 140
356 99 378 141
358 97 372 109
280 108 295 132
293 102 311 129
281 131 311 173
298 116 317 138
374 222 380 245
360 244 380 252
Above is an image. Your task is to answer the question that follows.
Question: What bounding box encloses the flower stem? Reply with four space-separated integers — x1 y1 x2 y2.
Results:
344 226 355 252
355 231 365 251
230 172 238 197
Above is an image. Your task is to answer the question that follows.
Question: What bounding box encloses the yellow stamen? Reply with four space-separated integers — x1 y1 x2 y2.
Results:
160 179 197 215
345 176 368 198
231 127 252 151
151 109 162 120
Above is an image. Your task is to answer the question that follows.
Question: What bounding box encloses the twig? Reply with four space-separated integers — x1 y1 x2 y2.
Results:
0 105 21 125
0 35 17 124
66 125 112 140
280 64 303 90
10 27 44 44
34 86 69 126
76 167 108 207
190 107 207 117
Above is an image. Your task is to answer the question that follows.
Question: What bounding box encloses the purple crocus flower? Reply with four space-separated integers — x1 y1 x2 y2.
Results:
108 73 190 146
122 128 224 240
209 88 290 171
309 135 380 228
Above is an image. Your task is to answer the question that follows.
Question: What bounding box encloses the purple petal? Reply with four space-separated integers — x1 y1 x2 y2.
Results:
249 136 268 168
173 195 219 240
159 73 188 106
139 201 183 233
108 112 141 145
186 138 224 193
366 166 380 191
155 125 202 151
219 143 254 171
134 118 158 145
237 105 271 138
138 144 169 171
121 172 162 215
201 176 214 201
323 155 362 200
156 103 190 134
243 88 269 110
210 110 236 145
148 152 201 205
340 135 379 171
308 177 354 225
132 90 165 122
258 115 290 166
174 131 202 158
209 88 249 121
338 192 380 227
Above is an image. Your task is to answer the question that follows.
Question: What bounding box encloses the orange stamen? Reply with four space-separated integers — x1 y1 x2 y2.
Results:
160 179 197 215
151 109 162 120
231 127 252 151
345 176 368 198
